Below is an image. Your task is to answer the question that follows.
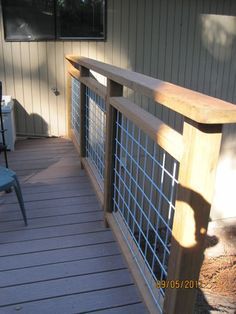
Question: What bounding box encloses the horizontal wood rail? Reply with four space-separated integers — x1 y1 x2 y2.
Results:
80 77 107 100
66 55 236 124
66 56 236 314
110 96 184 162
68 63 80 81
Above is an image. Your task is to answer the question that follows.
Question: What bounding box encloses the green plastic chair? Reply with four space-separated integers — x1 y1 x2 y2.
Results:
0 170 27 226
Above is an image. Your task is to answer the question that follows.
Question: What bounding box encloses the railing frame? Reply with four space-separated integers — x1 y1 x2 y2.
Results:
103 80 123 223
66 55 236 314
79 66 90 165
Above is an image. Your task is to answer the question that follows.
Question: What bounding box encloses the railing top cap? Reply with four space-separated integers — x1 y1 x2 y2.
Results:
66 55 236 125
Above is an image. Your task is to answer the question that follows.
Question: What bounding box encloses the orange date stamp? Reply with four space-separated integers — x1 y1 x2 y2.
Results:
156 280 205 289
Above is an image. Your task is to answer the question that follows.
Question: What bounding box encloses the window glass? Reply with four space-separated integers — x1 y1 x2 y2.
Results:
56 0 105 39
2 0 55 41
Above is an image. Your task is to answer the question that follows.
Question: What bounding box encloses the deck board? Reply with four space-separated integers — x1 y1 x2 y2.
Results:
1 286 144 314
0 255 126 287
0 203 100 222
0 243 120 271
0 212 104 233
0 221 106 243
1 195 98 213
0 138 148 313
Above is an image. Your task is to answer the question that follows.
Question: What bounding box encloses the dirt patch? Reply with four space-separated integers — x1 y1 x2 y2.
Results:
195 290 236 313
195 255 236 313
199 255 236 298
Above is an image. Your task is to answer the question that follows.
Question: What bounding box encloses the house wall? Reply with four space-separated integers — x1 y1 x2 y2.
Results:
0 0 235 221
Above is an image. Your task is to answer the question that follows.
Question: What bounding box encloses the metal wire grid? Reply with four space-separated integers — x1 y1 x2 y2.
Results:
71 77 80 141
85 86 106 188
113 111 179 311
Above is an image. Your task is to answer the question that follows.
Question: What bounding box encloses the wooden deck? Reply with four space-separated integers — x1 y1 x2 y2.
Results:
0 138 148 314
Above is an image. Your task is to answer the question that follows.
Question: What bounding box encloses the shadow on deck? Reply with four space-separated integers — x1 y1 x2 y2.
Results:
0 138 148 314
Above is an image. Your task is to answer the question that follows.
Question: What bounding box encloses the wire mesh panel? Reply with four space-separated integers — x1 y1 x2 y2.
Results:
71 77 80 141
113 111 179 312
85 86 106 189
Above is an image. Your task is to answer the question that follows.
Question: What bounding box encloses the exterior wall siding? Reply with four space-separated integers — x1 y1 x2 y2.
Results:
0 0 235 219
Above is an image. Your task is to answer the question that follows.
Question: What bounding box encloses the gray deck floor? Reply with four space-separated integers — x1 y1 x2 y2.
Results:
0 138 148 314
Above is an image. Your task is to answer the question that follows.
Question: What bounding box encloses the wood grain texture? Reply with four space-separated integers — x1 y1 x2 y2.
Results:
66 66 72 137
0 255 126 287
70 128 80 156
110 96 184 161
104 80 123 217
0 1 235 137
81 157 104 206
80 76 107 99
0 286 146 314
164 120 223 313
0 137 147 313
67 64 80 81
106 212 159 314
67 55 236 124
79 66 89 160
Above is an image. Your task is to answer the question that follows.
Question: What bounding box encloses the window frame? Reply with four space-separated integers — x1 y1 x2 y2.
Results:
1 0 107 42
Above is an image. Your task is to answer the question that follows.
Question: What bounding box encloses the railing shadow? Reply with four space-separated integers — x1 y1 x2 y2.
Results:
170 184 221 313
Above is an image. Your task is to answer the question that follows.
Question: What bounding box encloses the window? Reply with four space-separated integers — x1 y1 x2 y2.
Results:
1 0 106 41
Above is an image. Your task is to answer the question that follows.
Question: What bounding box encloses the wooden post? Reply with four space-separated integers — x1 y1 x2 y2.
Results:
79 66 89 166
104 80 123 224
66 65 72 138
164 119 223 314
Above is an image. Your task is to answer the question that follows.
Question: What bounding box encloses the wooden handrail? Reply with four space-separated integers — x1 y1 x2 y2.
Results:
110 96 184 162
66 56 235 314
80 77 107 100
66 55 236 125
68 63 80 81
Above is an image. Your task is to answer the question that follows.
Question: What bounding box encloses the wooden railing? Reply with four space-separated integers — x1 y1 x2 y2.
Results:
66 55 236 314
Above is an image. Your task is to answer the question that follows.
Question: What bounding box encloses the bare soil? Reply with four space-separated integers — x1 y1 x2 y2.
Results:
195 255 236 313
200 255 236 297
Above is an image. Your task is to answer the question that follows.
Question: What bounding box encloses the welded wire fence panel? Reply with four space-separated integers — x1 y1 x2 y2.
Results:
71 77 80 141
113 111 179 312
85 86 106 189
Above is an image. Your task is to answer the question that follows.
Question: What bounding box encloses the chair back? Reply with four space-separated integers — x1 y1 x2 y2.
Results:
0 81 9 167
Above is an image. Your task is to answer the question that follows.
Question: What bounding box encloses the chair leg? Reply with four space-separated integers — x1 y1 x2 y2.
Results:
13 179 28 226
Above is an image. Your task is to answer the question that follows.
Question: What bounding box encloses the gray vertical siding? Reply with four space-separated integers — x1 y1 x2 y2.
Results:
0 0 235 137
0 1 235 218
